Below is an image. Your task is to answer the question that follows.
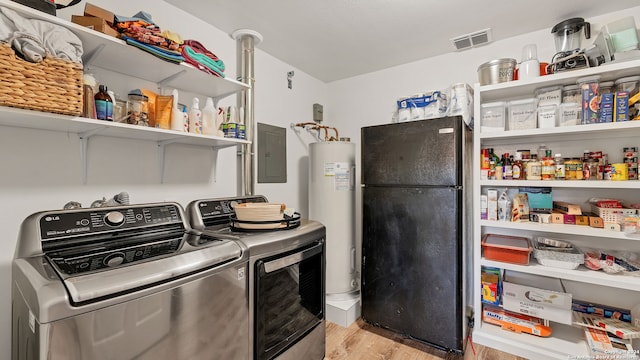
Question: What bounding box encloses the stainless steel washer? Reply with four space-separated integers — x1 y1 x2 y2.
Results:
187 196 326 360
12 202 250 360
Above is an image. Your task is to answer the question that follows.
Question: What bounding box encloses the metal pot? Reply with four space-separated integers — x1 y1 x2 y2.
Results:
477 58 517 86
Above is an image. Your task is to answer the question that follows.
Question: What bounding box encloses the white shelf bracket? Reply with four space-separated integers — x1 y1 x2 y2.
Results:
82 43 106 71
157 138 182 183
158 70 188 89
78 128 105 184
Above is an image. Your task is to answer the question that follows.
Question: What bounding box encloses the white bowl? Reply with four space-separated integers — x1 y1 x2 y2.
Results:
234 203 284 222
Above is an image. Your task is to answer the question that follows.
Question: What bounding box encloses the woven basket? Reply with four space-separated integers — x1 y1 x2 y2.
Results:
0 43 82 116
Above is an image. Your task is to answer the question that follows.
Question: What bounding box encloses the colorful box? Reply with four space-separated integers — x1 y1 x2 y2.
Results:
615 91 629 122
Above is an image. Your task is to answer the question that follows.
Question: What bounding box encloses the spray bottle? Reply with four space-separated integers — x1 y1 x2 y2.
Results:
188 98 202 134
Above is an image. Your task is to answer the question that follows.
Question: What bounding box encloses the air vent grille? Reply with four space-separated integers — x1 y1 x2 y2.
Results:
451 28 492 51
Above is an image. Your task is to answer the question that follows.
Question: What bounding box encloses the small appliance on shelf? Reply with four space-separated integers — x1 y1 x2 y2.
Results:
548 18 591 73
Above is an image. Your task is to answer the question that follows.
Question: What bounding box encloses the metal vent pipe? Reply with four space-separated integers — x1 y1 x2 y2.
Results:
231 29 262 196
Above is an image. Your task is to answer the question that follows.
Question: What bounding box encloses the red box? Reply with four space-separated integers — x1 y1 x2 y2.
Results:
482 234 532 265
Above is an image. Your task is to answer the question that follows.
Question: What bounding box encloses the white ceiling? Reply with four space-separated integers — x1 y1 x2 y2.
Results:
167 0 640 83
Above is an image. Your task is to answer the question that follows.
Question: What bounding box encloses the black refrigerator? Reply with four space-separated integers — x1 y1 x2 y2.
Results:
360 116 472 353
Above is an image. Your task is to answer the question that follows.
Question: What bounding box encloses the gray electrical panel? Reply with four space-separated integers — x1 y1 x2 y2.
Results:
313 103 323 122
257 123 287 183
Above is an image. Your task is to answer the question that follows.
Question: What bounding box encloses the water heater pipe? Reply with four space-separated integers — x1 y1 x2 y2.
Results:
232 29 262 196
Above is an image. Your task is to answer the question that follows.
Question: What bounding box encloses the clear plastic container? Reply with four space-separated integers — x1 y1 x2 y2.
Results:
615 76 640 97
558 102 581 126
480 101 506 132
538 105 557 128
508 98 537 130
577 75 601 124
604 16 640 52
535 86 562 106
562 84 581 104
599 81 614 94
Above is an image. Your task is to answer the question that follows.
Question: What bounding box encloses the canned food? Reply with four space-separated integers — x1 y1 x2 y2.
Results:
611 163 629 181
604 165 613 180
517 149 531 160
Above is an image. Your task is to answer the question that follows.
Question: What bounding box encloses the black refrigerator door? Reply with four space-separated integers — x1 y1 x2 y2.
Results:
361 116 462 187
361 186 463 352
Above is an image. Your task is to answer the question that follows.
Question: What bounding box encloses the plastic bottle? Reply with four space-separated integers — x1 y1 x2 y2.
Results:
554 154 565 180
512 152 524 180
503 153 513 180
488 148 500 180
188 98 202 134
170 89 185 132
201 97 216 135
541 149 555 180
94 84 113 121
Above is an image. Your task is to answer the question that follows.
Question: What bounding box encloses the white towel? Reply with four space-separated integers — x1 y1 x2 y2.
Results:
0 6 82 63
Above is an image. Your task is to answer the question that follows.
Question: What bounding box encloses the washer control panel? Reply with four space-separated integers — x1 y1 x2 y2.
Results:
39 204 182 240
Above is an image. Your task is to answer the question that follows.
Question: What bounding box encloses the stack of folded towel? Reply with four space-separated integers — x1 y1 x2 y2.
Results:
115 10 225 77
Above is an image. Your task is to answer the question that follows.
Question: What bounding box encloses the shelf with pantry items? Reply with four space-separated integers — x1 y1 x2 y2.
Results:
473 58 640 360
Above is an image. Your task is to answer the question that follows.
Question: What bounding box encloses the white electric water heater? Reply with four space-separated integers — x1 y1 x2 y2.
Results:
309 140 357 296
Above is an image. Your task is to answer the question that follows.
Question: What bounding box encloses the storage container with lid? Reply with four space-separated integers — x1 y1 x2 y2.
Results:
535 86 562 107
508 98 537 130
615 76 640 97
477 58 517 85
538 105 557 128
577 75 601 124
562 84 581 104
558 102 581 126
480 101 506 132
482 234 532 265
599 81 614 94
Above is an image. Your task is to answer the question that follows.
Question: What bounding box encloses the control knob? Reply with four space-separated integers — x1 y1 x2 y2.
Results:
104 211 125 227
104 252 125 267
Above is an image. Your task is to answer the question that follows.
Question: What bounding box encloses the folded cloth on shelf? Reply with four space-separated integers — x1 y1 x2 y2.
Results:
0 6 83 63
181 40 225 77
122 36 184 63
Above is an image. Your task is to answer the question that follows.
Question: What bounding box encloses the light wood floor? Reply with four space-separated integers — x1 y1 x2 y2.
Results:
325 319 526 360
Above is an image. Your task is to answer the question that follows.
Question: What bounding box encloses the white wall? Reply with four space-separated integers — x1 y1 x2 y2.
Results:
328 6 640 282
0 0 327 357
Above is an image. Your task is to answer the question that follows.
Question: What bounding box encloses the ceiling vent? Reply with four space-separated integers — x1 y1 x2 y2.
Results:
451 28 492 51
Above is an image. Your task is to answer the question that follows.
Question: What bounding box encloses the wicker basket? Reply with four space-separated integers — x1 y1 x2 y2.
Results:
0 43 82 116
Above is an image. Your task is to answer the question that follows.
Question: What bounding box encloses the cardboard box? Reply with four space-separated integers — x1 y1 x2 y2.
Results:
589 215 604 228
502 271 572 324
551 212 576 225
552 201 582 215
72 16 119 38
84 3 114 25
575 215 589 226
519 187 552 212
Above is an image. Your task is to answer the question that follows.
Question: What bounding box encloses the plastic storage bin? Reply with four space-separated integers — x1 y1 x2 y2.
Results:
508 98 537 130
535 86 562 107
577 75 600 124
558 103 581 126
482 234 532 265
538 105 557 128
480 101 506 132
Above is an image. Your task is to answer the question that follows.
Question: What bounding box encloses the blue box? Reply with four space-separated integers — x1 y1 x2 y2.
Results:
519 187 552 212
615 91 629 122
598 93 614 123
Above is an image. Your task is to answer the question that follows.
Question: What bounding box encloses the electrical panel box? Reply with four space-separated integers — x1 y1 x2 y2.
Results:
257 123 287 183
313 103 323 123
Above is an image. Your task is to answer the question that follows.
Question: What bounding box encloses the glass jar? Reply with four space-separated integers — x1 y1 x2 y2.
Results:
526 154 542 180
554 154 565 180
565 158 584 180
583 158 599 180
126 93 149 126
